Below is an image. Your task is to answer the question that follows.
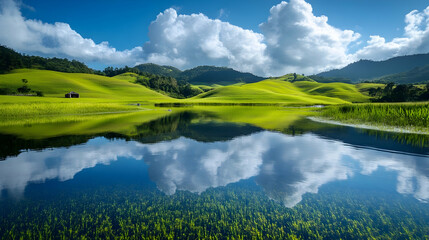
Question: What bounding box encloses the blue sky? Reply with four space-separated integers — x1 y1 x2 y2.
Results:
2 0 429 76
20 0 428 50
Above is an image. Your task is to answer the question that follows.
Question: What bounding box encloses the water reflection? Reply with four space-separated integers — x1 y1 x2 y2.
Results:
1 130 428 207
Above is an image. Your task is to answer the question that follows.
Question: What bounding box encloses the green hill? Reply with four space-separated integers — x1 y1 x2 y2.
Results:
292 81 370 102
187 79 360 105
0 69 170 102
134 63 181 78
269 73 315 83
0 69 373 105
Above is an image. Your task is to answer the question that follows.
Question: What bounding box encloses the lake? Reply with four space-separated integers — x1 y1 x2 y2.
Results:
0 107 428 239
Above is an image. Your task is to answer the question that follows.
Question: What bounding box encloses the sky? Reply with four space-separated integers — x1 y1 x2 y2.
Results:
1 0 429 76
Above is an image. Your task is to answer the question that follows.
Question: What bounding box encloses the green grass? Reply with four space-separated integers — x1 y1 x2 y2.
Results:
0 69 383 122
0 102 143 119
292 81 371 102
0 69 169 102
186 79 350 105
355 83 385 94
319 102 429 132
112 72 141 82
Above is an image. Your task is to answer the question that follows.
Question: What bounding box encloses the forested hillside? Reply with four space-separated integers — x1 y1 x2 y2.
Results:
135 64 264 85
0 46 96 74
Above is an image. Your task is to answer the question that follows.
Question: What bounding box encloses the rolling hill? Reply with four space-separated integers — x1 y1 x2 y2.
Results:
317 53 429 83
134 63 181 78
0 70 373 108
135 63 264 85
186 78 370 105
0 69 170 102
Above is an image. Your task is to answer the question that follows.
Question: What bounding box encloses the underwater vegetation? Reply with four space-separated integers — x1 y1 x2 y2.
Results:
0 182 428 239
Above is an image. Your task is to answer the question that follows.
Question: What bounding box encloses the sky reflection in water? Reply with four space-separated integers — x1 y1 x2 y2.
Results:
1 130 428 208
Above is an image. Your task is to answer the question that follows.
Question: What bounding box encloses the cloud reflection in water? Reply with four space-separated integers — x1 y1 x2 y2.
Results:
0 132 428 207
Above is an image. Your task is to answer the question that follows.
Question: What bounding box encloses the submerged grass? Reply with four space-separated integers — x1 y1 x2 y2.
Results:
319 102 429 132
0 109 171 139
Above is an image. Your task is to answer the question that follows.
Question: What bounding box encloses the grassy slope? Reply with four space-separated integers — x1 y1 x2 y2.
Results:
188 79 352 105
0 69 169 102
0 70 377 121
112 72 141 83
292 81 371 103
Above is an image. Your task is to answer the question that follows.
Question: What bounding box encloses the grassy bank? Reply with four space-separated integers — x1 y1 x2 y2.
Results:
318 102 429 132
0 102 144 119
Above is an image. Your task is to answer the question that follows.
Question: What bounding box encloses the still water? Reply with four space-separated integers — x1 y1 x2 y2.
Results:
1 110 428 239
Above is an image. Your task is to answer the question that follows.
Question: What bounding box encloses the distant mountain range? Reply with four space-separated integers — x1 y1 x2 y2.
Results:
317 53 429 83
135 64 264 85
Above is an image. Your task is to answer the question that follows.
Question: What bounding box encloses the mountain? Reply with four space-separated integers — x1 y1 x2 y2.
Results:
134 63 181 78
135 63 264 85
374 64 429 84
317 53 429 83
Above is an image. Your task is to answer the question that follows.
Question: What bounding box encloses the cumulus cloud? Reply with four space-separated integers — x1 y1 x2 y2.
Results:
141 0 361 76
355 6 429 60
0 0 143 65
0 138 143 197
0 0 360 76
3 0 429 77
141 8 269 75
260 0 360 75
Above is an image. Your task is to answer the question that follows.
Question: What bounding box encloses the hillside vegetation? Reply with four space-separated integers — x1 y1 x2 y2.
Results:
374 65 429 84
0 45 96 74
0 69 170 102
135 64 264 85
187 79 359 105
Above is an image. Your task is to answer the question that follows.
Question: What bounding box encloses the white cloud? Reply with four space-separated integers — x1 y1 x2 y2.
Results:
142 0 361 76
0 0 143 65
141 8 269 75
355 6 429 60
260 0 360 76
0 0 360 76
0 138 143 197
3 0 429 76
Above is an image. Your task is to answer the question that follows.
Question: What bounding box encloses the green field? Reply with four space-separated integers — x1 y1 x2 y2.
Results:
186 79 356 105
5 68 421 134
0 69 169 101
0 69 374 120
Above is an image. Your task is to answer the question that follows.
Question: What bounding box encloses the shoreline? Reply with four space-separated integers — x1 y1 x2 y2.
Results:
308 117 429 135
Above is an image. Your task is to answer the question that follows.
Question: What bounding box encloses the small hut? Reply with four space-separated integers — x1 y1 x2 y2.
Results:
65 91 80 98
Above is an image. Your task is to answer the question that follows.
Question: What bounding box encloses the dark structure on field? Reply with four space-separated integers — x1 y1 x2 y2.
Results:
65 91 79 98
